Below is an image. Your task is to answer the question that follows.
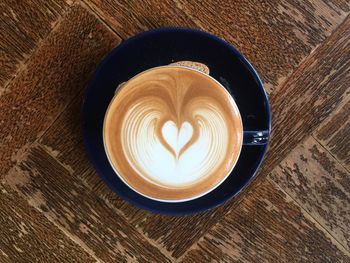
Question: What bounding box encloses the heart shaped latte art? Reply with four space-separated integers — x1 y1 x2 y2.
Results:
122 96 230 186
161 121 193 158
104 67 242 198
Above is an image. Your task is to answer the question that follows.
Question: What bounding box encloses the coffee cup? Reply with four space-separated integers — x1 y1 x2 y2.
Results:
103 62 268 202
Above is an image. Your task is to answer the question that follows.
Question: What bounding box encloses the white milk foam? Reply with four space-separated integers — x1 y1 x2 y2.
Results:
121 99 229 187
162 121 193 158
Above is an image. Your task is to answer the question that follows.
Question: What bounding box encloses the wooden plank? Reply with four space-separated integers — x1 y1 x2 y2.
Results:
40 91 90 176
86 0 349 91
0 183 95 263
177 0 350 91
85 0 199 38
39 92 245 259
38 91 125 205
261 15 350 176
270 136 350 251
115 194 234 259
180 180 350 262
0 4 121 177
314 99 350 170
0 0 71 88
4 145 172 263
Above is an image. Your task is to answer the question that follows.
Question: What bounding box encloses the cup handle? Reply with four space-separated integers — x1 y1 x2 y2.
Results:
243 130 269 145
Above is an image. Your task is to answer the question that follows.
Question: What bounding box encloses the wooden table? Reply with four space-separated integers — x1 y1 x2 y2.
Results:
1 1 349 262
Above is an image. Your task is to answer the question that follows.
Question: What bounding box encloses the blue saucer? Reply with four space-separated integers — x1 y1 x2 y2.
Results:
82 28 271 215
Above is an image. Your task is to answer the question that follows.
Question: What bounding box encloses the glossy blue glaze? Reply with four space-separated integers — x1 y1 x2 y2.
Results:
82 28 271 215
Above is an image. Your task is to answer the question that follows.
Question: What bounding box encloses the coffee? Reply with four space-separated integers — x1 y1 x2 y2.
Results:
103 66 243 201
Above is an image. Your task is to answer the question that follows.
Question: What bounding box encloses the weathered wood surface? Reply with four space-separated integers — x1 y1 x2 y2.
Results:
263 15 350 175
86 0 349 91
1 0 350 261
0 4 120 176
86 0 199 38
0 183 95 263
4 145 172 262
270 136 350 251
180 180 350 263
40 91 90 176
0 0 71 88
315 99 350 171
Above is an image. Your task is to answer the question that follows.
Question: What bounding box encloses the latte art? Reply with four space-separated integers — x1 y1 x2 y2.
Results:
123 97 229 187
161 121 193 158
104 67 243 201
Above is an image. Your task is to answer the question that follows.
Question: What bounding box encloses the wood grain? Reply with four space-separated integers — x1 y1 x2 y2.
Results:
86 0 349 91
315 99 350 170
262 15 350 175
4 145 172 263
0 183 95 263
0 0 71 88
112 193 235 259
176 0 349 91
40 91 90 176
85 0 199 38
270 136 350 251
0 4 120 177
181 180 350 263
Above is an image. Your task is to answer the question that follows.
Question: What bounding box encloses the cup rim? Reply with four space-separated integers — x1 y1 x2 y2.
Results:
102 65 243 202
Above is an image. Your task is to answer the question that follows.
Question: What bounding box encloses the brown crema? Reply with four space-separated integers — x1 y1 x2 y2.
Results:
104 66 243 201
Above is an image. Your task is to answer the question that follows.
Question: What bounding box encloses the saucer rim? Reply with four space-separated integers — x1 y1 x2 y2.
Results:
82 27 271 215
